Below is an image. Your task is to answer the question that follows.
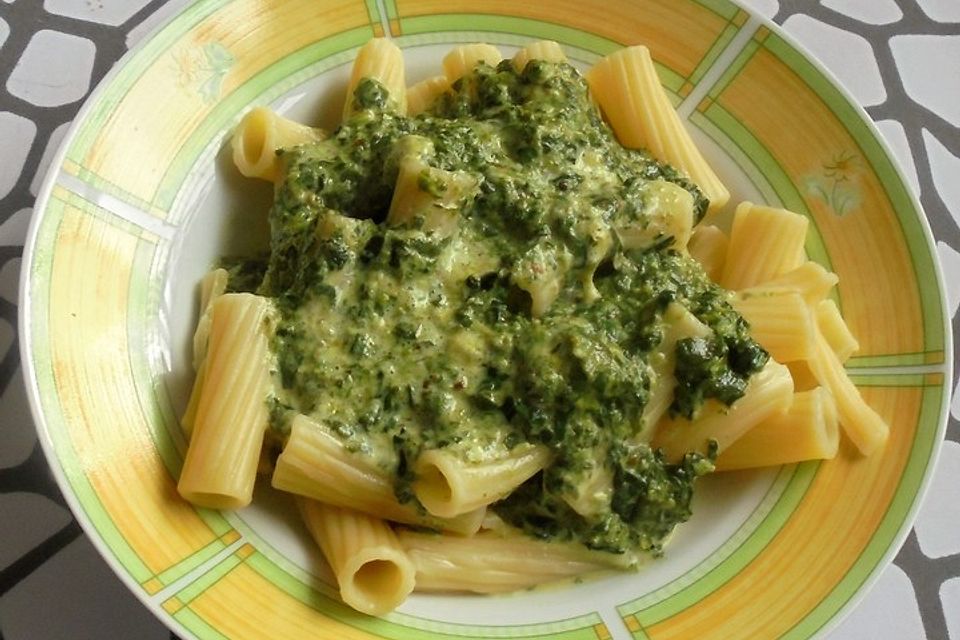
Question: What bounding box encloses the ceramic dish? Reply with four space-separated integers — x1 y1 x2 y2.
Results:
19 1 952 638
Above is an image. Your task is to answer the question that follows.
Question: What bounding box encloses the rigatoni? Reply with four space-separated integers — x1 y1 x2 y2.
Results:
343 38 407 117
512 40 567 70
652 360 794 461
300 500 415 616
816 299 860 361
192 268 229 370
586 45 729 216
715 388 839 471
386 136 478 236
687 225 728 282
443 43 502 82
413 445 551 518
720 203 809 290
639 303 711 442
732 291 817 362
272 415 484 535
178 293 276 509
615 180 695 252
807 331 888 455
398 530 633 593
406 75 449 116
738 261 839 304
231 107 324 181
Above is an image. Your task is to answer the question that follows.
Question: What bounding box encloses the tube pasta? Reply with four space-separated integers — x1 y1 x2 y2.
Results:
300 500 415 616
561 460 612 518
512 40 567 70
413 445 551 518
398 530 634 593
715 387 839 471
721 203 809 290
731 291 817 362
178 293 277 509
638 303 711 442
816 299 859 362
272 414 484 535
738 261 839 305
192 268 229 371
687 225 728 282
387 136 478 236
615 180 695 252
443 43 503 82
180 357 206 435
586 46 729 216
231 107 324 181
406 75 449 116
343 38 407 117
652 359 794 461
807 330 888 455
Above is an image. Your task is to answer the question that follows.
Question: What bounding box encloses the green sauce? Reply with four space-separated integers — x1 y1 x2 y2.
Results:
244 60 767 557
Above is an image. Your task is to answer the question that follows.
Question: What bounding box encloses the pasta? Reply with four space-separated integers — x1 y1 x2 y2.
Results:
652 359 795 460
585 45 730 216
720 202 809 290
715 387 839 471
272 415 484 535
687 224 728 281
406 75 449 116
398 529 632 593
343 38 407 117
177 293 276 509
413 444 551 518
231 107 324 181
300 500 415 615
442 43 503 82
512 40 567 71
177 37 890 616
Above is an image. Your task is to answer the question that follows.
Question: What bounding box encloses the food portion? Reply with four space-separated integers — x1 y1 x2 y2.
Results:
177 38 890 615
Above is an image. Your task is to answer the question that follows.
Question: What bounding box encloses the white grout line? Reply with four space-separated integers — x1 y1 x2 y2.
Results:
56 170 177 240
844 363 947 377
149 536 247 604
598 605 634 640
677 17 762 118
375 0 393 38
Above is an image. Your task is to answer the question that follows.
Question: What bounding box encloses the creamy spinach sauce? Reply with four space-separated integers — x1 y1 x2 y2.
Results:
236 60 767 555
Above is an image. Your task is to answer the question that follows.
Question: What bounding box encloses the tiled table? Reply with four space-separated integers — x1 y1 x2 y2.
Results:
0 0 957 638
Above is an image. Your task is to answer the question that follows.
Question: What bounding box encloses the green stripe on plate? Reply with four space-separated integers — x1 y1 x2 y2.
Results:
384 0 398 21
620 462 819 623
173 608 230 640
364 0 382 24
762 34 945 354
782 383 945 638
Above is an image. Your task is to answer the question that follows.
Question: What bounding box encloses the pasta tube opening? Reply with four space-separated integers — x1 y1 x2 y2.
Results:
413 446 551 518
345 554 415 615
